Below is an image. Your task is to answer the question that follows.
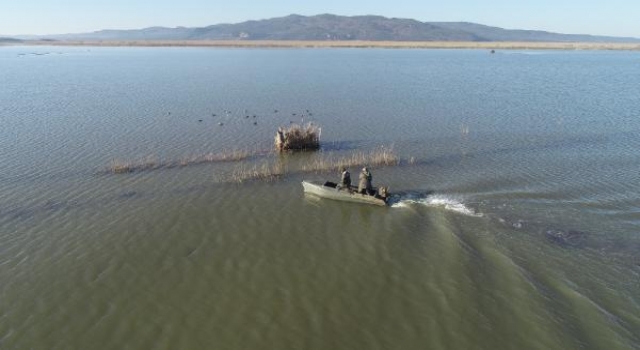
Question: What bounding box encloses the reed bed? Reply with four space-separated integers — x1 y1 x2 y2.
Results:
31 40 640 51
275 123 320 151
108 145 406 183
301 147 399 173
107 149 251 174
222 147 401 182
229 161 286 183
109 157 158 174
177 149 251 166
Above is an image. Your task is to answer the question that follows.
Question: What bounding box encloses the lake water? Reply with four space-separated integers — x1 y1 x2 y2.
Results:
1 46 639 349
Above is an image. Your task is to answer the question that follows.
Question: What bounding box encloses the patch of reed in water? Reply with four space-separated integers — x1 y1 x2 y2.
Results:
275 123 320 151
108 146 407 183
229 161 286 183
107 149 252 174
301 146 399 173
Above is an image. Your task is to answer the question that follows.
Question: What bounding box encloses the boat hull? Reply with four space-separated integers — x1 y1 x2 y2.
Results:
302 180 387 206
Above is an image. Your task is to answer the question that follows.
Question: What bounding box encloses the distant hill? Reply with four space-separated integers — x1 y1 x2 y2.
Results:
0 37 23 43
13 14 640 43
431 22 636 43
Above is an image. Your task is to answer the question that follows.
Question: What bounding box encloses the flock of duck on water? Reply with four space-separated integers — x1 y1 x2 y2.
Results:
189 108 314 127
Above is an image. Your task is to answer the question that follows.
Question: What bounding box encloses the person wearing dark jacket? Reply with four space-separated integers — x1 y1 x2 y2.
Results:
358 167 373 195
339 167 351 190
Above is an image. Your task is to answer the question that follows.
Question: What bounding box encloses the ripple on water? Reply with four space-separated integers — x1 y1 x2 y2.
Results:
1 47 640 349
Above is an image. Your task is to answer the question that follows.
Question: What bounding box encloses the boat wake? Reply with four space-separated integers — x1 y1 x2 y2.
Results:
390 193 482 217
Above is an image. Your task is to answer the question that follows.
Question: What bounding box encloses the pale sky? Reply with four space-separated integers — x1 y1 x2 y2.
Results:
1 0 638 38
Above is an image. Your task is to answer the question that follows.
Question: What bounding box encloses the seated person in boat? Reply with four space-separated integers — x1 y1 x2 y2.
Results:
338 167 351 191
358 167 373 195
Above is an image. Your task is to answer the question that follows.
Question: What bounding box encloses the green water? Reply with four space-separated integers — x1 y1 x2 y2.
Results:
1 46 639 349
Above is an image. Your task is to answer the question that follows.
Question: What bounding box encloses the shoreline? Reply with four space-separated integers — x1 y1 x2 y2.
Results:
6 40 640 51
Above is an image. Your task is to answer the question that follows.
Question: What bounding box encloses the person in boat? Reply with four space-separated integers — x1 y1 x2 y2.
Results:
338 167 351 191
358 166 373 195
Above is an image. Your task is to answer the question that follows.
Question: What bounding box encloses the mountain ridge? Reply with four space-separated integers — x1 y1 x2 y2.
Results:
6 14 640 43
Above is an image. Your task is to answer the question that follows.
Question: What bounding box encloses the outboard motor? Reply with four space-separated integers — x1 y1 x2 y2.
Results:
378 186 388 199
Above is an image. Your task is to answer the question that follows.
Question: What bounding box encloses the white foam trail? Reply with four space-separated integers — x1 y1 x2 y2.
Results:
391 194 482 217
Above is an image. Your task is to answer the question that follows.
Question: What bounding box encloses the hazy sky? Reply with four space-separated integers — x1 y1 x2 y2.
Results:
1 0 638 38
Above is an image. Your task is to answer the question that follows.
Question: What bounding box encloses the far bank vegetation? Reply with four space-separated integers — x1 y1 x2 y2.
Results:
27 40 640 51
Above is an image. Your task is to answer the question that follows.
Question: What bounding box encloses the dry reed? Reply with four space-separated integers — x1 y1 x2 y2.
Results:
301 146 399 173
29 40 640 51
107 149 251 174
229 161 286 183
108 145 407 183
176 149 250 166
275 123 320 151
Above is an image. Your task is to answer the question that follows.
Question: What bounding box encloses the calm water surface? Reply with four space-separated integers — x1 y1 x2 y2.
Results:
1 46 639 349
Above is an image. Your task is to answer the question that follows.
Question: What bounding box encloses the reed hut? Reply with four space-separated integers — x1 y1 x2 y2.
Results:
275 123 320 151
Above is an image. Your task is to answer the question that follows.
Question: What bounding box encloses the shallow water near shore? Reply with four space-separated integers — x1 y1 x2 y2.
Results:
1 46 639 349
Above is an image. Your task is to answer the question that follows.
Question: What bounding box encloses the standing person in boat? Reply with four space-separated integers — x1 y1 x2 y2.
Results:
358 166 373 195
339 167 351 191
